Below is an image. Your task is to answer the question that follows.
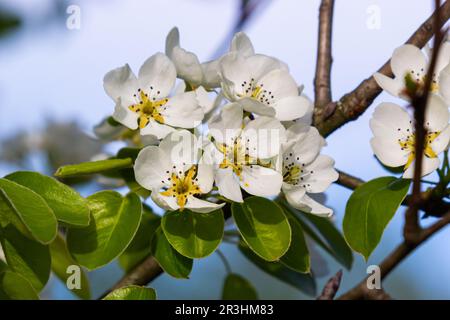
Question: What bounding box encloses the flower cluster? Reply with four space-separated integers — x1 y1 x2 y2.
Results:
103 27 338 216
371 44 450 178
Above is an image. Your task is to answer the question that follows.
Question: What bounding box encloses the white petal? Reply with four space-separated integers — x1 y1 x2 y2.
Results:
197 153 215 193
425 94 449 132
403 156 440 178
138 53 176 99
140 118 175 139
240 165 283 197
373 72 404 98
237 97 276 116
151 190 179 211
103 64 139 105
256 69 298 101
195 86 215 114
302 155 339 193
208 102 243 145
112 100 139 130
185 197 225 213
439 62 450 105
293 193 333 217
219 52 251 99
370 102 413 140
171 46 203 86
431 124 450 155
159 130 199 168
201 59 221 89
391 44 427 79
246 54 288 81
215 168 243 202
134 146 172 190
435 41 450 74
230 32 254 57
370 137 409 167
165 27 180 57
286 125 325 165
273 95 313 121
242 116 286 159
161 92 204 128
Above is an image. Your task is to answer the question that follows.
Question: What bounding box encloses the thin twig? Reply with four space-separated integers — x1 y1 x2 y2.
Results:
317 270 342 300
314 0 450 137
314 0 335 110
404 0 445 244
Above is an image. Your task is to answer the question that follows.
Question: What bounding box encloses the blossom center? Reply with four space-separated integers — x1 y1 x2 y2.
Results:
160 166 201 210
398 130 440 169
218 138 253 177
128 90 168 128
238 78 275 105
403 71 439 96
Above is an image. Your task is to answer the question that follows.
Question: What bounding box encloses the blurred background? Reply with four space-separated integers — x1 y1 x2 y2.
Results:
0 0 449 299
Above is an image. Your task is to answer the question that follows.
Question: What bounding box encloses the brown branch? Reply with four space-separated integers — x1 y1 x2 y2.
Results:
314 0 450 137
338 211 450 300
336 170 365 190
314 0 335 110
404 0 446 244
99 256 163 299
317 270 342 300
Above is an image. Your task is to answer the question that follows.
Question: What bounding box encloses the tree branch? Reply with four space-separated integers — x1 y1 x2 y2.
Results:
314 0 450 137
317 270 342 300
338 211 450 300
314 0 335 111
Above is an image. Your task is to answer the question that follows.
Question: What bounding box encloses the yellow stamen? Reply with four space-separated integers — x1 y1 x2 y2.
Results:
399 131 440 169
129 90 168 128
160 166 201 211
218 139 253 178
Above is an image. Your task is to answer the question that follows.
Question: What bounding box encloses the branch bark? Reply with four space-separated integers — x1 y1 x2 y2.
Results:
314 0 335 111
314 0 450 137
338 211 450 300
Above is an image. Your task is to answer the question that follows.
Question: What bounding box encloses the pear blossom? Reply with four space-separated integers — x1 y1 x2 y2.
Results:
134 130 224 213
165 27 254 89
281 123 338 217
103 53 204 140
374 43 450 104
370 94 450 178
219 52 312 121
207 103 285 202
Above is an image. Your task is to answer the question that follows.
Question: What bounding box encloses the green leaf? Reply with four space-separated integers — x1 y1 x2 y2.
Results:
0 259 7 273
118 205 160 272
231 197 291 261
0 179 57 244
279 214 310 273
151 227 193 279
5 171 90 227
222 273 258 300
103 285 156 300
280 202 353 270
161 209 224 259
0 271 39 300
54 158 133 178
239 241 316 296
0 225 51 292
49 234 91 300
67 191 142 270
343 177 410 260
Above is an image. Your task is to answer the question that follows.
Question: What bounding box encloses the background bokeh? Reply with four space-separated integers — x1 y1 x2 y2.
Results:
0 0 449 299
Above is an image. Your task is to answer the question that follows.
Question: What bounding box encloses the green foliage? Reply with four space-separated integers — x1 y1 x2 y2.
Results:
5 171 90 227
151 227 193 279
222 273 258 300
49 234 91 300
343 177 410 260
0 226 51 292
103 285 156 300
0 271 39 300
118 205 160 272
161 209 224 259
54 158 133 178
231 197 291 261
238 241 316 296
0 178 57 244
281 202 353 269
279 213 310 273
67 191 142 270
